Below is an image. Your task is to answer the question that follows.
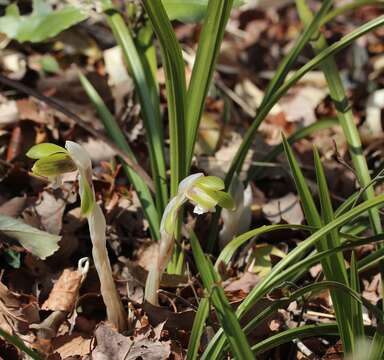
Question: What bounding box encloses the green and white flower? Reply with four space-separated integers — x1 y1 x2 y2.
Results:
27 141 127 331
145 173 235 305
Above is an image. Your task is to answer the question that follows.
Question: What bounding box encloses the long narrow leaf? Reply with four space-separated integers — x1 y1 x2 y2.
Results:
202 193 384 359
253 324 375 355
207 14 384 251
79 73 160 240
217 224 313 266
0 328 43 360
284 138 354 352
185 0 234 168
101 0 168 213
187 297 210 360
190 231 254 359
248 117 339 181
225 15 384 189
350 252 365 339
142 0 187 196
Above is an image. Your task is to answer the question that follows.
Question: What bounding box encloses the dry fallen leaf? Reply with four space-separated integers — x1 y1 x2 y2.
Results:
262 192 304 225
52 333 92 358
42 268 83 312
90 322 171 360
34 190 67 235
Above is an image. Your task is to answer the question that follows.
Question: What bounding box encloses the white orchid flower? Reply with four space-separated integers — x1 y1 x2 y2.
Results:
145 173 235 305
27 142 127 331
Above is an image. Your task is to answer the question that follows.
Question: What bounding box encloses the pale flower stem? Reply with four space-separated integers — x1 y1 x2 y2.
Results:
88 202 127 331
65 141 127 331
145 231 174 305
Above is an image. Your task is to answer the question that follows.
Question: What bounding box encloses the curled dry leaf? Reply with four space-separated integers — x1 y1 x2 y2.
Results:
42 269 83 312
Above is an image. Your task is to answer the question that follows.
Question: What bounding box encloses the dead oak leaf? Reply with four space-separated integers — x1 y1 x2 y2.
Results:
90 323 171 360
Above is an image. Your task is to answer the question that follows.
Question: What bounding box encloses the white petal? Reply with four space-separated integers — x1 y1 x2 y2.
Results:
160 195 186 234
178 173 204 195
65 141 92 171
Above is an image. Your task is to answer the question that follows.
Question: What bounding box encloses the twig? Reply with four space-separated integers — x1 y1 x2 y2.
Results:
0 74 155 192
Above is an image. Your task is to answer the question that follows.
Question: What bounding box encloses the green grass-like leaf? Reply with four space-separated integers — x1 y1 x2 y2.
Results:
101 0 168 214
142 0 187 196
78 73 160 240
202 193 384 359
190 231 254 359
187 297 210 360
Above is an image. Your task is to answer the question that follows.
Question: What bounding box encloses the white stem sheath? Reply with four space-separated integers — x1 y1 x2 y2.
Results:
144 231 174 305
88 203 127 331
66 141 127 331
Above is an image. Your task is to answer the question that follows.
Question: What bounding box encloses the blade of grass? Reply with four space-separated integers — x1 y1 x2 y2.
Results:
202 193 384 359
350 252 365 339
136 21 159 96
216 224 313 266
313 147 349 284
214 280 381 356
252 323 339 354
206 15 384 251
253 324 376 355
204 232 384 359
321 0 384 26
248 117 339 181
284 139 354 353
368 329 384 360
241 280 382 355
79 73 160 240
261 0 332 105
141 0 187 196
185 0 234 169
296 0 382 254
0 328 44 360
314 146 357 353
187 297 210 360
101 0 168 213
225 14 384 190
189 230 254 360
297 0 384 346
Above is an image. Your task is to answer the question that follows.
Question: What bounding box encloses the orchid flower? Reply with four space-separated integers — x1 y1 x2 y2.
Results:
145 173 235 305
27 142 127 331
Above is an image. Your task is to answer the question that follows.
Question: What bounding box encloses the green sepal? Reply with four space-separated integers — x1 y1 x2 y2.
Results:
203 188 235 210
215 191 235 210
188 189 218 211
27 143 67 159
80 179 95 216
195 176 225 191
31 152 76 176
